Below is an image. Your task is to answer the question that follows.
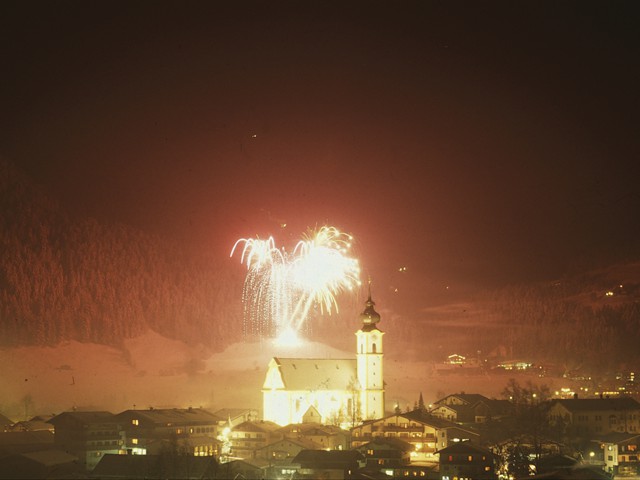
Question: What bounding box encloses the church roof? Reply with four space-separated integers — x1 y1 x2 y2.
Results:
273 358 357 391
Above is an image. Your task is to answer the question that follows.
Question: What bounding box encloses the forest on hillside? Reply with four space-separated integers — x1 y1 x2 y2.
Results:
488 279 640 373
1 158 639 372
0 159 243 349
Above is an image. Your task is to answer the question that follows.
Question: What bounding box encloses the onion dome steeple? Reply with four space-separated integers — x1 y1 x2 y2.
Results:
360 295 380 325
360 279 381 328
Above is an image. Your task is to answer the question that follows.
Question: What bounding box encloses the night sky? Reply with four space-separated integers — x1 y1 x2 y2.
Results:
2 1 639 311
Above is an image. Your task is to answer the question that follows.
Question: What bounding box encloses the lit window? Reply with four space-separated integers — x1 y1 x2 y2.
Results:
132 419 139 426
468 455 473 461
132 438 138 445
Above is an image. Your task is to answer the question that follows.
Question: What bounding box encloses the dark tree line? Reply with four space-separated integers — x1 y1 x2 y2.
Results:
488 279 640 372
0 159 243 349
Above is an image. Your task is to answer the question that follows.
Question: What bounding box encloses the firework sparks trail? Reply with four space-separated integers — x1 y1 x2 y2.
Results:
230 226 361 341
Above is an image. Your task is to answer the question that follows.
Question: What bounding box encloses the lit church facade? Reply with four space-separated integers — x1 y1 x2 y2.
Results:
262 296 385 426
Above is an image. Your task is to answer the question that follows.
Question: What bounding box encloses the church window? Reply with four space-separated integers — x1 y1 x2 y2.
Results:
372 343 377 353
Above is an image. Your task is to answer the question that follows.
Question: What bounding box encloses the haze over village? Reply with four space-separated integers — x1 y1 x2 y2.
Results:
1 1 640 479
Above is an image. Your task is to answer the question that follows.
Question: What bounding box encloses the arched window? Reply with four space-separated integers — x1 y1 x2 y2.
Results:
372 343 377 353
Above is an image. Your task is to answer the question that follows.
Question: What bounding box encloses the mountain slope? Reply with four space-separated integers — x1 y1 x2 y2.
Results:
0 158 243 349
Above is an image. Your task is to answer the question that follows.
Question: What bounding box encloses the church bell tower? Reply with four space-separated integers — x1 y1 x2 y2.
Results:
356 293 384 420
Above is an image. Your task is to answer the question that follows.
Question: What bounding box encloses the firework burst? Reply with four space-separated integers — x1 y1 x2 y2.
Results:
231 226 361 342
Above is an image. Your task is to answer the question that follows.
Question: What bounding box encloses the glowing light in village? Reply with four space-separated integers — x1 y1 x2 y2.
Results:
231 226 361 343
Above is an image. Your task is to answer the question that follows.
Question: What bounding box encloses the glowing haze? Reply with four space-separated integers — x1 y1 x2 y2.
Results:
231 226 361 345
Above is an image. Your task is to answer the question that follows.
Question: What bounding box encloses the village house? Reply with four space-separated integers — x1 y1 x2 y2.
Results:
292 449 366 479
91 453 219 479
0 450 80 479
437 441 497 480
591 432 640 477
229 419 281 459
115 407 220 457
0 430 54 457
212 408 258 428
256 436 321 462
431 393 512 424
350 409 479 462
548 397 640 437
48 411 123 471
277 422 349 451
352 437 413 469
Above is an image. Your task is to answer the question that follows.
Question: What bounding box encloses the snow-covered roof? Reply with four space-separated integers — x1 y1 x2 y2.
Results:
267 357 357 391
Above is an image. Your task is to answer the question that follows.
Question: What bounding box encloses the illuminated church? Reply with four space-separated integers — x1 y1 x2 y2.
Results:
262 295 385 426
